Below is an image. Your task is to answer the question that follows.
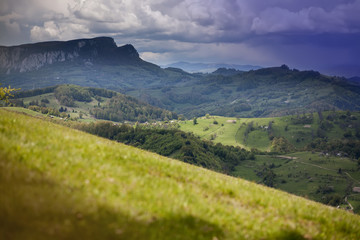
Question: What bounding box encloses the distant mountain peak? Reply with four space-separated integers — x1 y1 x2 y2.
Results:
163 61 262 73
0 37 141 74
116 44 139 59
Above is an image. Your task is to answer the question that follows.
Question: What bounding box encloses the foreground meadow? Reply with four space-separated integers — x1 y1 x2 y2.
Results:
1 108 360 239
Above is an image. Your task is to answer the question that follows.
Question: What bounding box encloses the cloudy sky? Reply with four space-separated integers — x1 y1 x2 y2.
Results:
1 0 360 77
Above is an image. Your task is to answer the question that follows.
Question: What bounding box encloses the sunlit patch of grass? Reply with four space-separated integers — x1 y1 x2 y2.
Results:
1 108 360 239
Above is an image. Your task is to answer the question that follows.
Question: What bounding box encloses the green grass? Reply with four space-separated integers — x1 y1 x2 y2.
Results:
179 116 241 146
180 116 275 150
17 91 101 121
179 112 360 151
2 107 46 117
180 113 360 213
1 108 360 239
232 152 360 213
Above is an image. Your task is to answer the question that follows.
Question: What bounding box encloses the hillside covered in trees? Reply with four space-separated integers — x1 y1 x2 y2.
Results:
9 84 177 122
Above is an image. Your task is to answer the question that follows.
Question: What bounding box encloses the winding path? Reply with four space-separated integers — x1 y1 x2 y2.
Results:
293 159 336 172
345 196 354 211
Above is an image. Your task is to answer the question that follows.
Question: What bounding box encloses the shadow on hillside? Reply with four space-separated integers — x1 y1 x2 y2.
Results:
0 159 223 240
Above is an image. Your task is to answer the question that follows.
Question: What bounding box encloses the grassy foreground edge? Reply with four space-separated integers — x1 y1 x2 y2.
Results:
1 108 359 239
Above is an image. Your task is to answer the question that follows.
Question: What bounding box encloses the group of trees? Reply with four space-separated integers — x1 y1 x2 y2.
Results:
306 111 360 158
78 121 255 174
271 137 295 153
13 86 56 98
307 139 360 159
291 113 314 125
54 85 93 107
90 94 177 123
27 105 69 118
256 166 276 187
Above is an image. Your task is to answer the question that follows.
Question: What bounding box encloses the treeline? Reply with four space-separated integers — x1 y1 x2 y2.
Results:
306 111 360 159
54 85 120 106
54 85 93 106
78 122 255 174
27 105 68 118
307 139 360 159
13 86 57 98
90 95 176 122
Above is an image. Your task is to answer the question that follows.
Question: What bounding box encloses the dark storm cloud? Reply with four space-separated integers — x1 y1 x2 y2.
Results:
0 0 359 76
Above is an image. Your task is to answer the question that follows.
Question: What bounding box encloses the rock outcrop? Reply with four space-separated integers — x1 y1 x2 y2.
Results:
0 37 140 74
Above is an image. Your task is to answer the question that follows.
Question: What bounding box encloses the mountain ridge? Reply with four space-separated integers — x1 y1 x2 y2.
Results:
2 37 360 119
0 37 145 74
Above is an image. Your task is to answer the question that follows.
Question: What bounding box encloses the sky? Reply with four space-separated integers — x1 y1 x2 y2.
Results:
0 0 360 77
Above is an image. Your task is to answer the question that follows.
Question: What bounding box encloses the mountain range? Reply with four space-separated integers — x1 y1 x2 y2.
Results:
162 61 262 73
1 37 360 118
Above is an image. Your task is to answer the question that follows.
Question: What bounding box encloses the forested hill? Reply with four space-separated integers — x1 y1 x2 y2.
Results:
10 84 177 122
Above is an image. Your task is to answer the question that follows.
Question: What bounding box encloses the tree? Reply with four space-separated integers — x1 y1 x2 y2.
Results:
0 84 19 103
193 117 198 125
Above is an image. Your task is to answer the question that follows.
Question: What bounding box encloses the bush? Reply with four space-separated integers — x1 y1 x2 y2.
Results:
317 185 334 194
41 98 50 104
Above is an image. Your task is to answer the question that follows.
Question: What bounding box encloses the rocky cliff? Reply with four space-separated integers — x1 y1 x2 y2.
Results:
0 37 141 74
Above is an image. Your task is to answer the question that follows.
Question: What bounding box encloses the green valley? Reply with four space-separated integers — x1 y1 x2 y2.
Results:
1 108 360 239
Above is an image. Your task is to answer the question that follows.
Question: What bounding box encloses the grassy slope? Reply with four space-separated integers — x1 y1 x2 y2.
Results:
16 91 103 121
1 108 360 239
179 116 274 151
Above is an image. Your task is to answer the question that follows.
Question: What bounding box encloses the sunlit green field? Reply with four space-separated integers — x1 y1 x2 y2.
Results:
179 112 360 151
1 108 360 239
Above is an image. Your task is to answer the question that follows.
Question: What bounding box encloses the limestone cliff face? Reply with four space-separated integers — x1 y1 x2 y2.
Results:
0 37 140 74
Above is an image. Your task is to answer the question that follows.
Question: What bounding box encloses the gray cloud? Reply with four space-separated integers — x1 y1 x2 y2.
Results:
0 0 359 76
251 1 360 34
2 0 359 43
